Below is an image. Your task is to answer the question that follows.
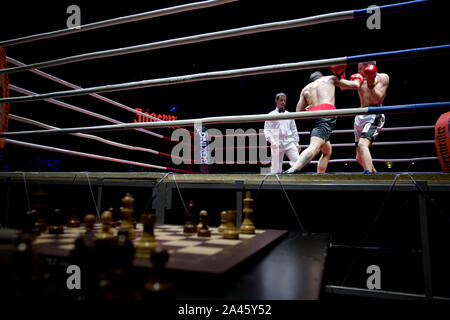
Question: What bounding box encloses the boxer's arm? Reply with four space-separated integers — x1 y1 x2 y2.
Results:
335 74 362 90
375 73 389 92
296 90 308 112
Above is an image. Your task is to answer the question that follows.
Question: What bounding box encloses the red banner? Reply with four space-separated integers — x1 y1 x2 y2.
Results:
435 111 450 172
0 46 10 150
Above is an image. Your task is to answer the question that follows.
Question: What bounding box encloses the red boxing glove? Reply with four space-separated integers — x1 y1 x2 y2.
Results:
364 64 377 88
331 64 346 79
350 73 364 83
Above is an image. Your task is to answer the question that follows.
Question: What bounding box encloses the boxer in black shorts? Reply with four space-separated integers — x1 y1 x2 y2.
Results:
285 69 346 174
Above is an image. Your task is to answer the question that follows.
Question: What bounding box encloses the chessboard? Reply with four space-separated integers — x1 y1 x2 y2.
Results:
32 223 288 274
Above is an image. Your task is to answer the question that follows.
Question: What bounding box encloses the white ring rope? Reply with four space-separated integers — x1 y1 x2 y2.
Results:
9 84 166 139
0 56 346 103
208 125 435 138
2 44 449 104
214 140 435 150
8 114 190 163
5 139 166 170
0 11 353 74
6 56 175 125
0 1 430 73
4 139 196 173
282 157 438 164
2 102 448 138
0 0 238 47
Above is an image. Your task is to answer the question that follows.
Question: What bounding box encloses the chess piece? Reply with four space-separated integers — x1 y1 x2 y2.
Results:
32 189 48 232
197 210 211 237
78 214 97 249
72 215 96 260
108 227 136 300
183 200 197 234
223 210 239 239
143 245 173 299
67 214 81 228
67 204 81 228
114 227 135 265
48 208 64 234
119 193 136 239
19 209 38 246
96 210 115 240
217 210 227 233
109 207 121 228
83 214 97 235
135 213 158 259
24 209 40 236
70 213 97 298
240 191 256 234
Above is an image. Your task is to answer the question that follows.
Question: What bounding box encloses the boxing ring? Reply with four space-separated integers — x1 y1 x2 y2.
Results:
1 0 450 300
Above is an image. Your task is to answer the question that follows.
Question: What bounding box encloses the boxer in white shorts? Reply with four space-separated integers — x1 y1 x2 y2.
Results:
336 61 389 173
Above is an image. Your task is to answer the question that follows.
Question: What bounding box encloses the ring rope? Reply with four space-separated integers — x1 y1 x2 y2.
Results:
9 84 166 140
4 138 196 174
2 102 448 138
1 44 449 103
9 114 191 163
0 0 238 47
208 125 435 138
8 84 191 147
8 56 189 137
283 157 439 164
0 0 430 74
214 140 435 150
7 56 194 138
210 157 438 165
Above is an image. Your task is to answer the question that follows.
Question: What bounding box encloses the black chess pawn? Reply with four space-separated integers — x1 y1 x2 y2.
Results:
143 245 174 299
32 189 48 232
67 204 81 228
48 208 65 234
109 207 120 228
23 209 40 237
67 213 80 228
109 227 136 299
70 214 97 298
197 210 211 237
183 200 197 234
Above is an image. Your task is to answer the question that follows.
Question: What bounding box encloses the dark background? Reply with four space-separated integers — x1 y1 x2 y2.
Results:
0 0 449 172
1 1 450 298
